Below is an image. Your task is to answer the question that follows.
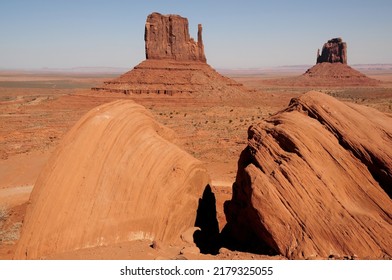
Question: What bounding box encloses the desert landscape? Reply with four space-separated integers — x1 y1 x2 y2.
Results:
1 12 391 260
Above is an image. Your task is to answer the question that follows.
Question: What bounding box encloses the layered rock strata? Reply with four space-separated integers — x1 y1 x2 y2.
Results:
14 100 211 259
92 59 245 97
301 62 379 86
224 91 392 259
264 38 378 86
92 13 247 97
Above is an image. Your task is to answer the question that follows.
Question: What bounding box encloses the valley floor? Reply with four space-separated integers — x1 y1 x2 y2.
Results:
1 70 391 259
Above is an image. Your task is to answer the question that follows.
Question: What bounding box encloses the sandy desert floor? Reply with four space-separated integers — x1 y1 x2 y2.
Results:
1 69 391 259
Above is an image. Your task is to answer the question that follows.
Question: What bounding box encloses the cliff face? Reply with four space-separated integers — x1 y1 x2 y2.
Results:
224 91 392 259
93 13 247 97
145 12 206 62
317 37 347 64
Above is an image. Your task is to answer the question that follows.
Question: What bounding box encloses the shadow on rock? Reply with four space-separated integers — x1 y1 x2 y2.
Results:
194 185 220 255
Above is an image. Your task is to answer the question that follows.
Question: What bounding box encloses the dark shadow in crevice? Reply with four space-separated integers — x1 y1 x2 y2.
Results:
193 184 220 255
193 174 280 257
220 201 279 256
216 147 280 256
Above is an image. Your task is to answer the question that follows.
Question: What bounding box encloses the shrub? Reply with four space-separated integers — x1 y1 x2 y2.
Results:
0 205 8 222
0 222 22 244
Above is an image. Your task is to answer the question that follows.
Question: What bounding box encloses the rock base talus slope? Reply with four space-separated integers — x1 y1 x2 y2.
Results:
265 62 379 87
14 100 210 259
92 59 246 98
301 62 379 86
224 91 392 259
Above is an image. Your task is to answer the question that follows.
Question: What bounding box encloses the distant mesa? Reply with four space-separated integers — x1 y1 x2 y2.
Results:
302 37 378 86
223 91 392 259
266 37 379 86
92 12 247 98
316 37 347 64
14 100 212 259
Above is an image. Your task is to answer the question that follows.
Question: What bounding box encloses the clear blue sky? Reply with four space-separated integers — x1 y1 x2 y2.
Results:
1 0 391 69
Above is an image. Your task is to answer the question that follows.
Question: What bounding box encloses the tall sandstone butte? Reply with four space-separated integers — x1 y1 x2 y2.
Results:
92 12 246 97
266 37 378 86
145 12 206 62
316 37 347 64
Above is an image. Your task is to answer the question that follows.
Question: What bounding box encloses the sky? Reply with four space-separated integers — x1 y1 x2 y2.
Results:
1 0 391 69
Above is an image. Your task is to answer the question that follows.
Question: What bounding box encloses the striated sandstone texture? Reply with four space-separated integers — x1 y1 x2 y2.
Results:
317 37 347 64
224 91 392 259
145 12 206 62
14 100 210 259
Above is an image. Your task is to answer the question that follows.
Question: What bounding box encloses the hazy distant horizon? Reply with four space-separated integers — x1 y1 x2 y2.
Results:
1 0 392 69
3 63 392 77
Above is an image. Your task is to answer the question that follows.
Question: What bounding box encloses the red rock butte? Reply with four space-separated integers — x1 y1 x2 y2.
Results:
317 37 347 64
301 38 378 86
145 12 206 62
92 12 247 98
265 37 379 87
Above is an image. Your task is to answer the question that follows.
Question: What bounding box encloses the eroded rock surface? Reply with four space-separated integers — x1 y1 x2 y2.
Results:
93 13 247 97
92 59 246 98
14 100 211 259
224 91 392 259
301 62 379 86
317 37 347 64
145 12 206 62
265 38 378 86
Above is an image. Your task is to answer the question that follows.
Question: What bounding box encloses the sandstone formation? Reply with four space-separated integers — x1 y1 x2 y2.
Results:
263 62 379 86
145 13 206 62
224 91 392 259
264 37 378 86
317 37 347 64
306 37 378 85
14 100 211 259
93 59 245 98
92 13 247 98
301 62 379 86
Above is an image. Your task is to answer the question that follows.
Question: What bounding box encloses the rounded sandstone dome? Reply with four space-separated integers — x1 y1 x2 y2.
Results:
14 100 210 259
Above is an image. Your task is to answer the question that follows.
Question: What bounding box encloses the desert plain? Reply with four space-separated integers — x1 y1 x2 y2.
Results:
0 65 391 260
